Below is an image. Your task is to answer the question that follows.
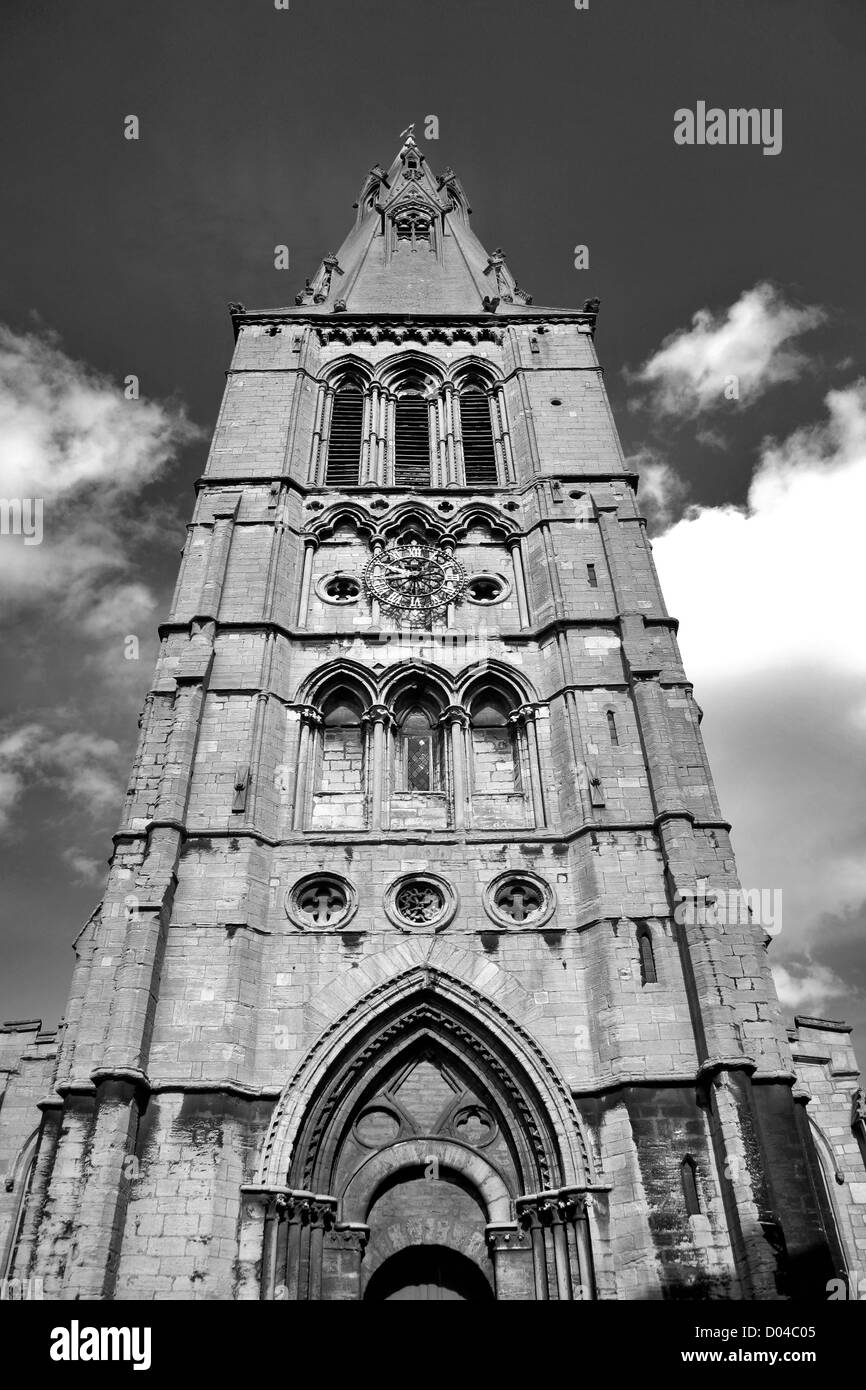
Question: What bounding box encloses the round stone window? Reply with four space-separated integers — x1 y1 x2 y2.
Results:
354 1106 402 1148
285 873 357 930
484 870 555 929
466 573 509 605
317 573 361 604
451 1105 497 1147
385 872 457 932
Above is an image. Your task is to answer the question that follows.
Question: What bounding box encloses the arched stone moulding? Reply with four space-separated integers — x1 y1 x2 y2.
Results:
256 965 597 1190
245 966 606 1300
291 658 545 833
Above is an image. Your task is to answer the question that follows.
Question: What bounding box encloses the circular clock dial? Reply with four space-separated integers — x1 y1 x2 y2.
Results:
364 541 465 622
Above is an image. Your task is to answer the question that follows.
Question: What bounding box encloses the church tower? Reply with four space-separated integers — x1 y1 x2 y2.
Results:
7 133 863 1301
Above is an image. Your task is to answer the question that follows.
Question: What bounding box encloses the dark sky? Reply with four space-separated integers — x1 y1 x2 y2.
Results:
1 0 864 1042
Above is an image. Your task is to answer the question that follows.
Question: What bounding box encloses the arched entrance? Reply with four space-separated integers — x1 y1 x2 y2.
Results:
251 967 599 1300
365 1245 495 1301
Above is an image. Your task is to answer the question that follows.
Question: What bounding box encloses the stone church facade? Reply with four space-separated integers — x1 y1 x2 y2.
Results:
2 135 865 1300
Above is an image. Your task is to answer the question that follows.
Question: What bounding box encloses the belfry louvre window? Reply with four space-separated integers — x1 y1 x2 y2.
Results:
394 396 431 486
326 390 363 486
460 391 497 485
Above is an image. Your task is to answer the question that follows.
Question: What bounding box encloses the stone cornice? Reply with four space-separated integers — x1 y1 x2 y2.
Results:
156 613 681 648
193 472 639 494
229 307 595 342
112 814 732 853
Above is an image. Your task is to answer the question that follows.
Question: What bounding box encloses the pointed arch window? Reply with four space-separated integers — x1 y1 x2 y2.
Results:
399 707 440 792
326 387 364 487
394 395 431 487
470 691 520 793
460 386 498 486
319 690 365 795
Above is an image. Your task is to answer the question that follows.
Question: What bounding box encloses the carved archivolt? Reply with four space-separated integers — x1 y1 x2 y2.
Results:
257 965 595 1193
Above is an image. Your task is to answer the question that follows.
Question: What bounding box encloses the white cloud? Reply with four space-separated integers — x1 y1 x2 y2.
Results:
627 449 689 534
61 847 105 884
0 721 124 834
0 322 199 617
0 323 197 502
772 962 848 1016
653 381 866 964
627 282 826 416
655 382 866 682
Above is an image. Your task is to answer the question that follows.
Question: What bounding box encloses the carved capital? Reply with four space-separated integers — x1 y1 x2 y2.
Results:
485 1222 529 1253
296 703 323 729
361 703 394 730
439 704 469 730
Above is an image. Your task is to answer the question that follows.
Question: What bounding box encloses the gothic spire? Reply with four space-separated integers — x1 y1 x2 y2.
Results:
292 133 535 316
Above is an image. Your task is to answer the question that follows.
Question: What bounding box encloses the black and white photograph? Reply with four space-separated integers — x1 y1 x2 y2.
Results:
0 0 864 1349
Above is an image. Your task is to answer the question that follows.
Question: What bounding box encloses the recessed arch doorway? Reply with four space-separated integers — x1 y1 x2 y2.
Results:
364 1245 495 1301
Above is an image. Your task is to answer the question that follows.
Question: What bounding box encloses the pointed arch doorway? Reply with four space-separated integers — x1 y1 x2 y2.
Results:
252 967 600 1301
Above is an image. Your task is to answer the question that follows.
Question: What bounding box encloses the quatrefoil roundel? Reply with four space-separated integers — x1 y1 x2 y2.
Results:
484 870 555 930
286 873 358 931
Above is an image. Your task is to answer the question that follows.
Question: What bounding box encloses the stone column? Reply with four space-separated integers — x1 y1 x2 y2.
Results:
283 1193 338 1301
292 705 322 832
431 392 443 488
384 393 396 484
360 387 373 485
545 1197 573 1300
296 535 319 628
318 386 335 484
308 383 330 484
253 1190 339 1300
506 535 530 628
522 1205 549 1300
570 1195 597 1299
443 382 458 485
373 390 389 486
362 704 393 832
493 385 515 483
517 1190 597 1302
440 705 469 831
509 704 547 828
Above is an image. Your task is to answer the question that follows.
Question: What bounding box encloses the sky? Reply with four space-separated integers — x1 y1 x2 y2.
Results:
0 0 865 1051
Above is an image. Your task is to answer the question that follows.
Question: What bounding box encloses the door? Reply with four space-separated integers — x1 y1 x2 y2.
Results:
364 1246 494 1301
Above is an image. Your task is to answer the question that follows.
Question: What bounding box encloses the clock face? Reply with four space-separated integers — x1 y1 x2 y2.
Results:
363 540 466 623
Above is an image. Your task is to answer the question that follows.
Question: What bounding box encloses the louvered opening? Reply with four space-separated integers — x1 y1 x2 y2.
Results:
460 392 498 485
325 391 363 486
394 397 431 487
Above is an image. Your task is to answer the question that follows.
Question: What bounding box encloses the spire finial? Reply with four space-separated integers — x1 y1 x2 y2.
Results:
399 122 417 151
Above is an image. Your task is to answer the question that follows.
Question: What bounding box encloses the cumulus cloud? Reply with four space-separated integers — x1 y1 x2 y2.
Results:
627 449 690 534
772 962 848 1016
0 322 199 618
0 323 197 502
0 721 124 834
652 381 866 1003
61 846 105 884
627 282 826 417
